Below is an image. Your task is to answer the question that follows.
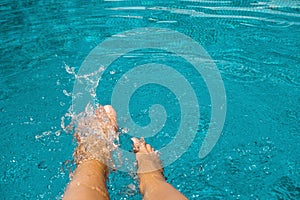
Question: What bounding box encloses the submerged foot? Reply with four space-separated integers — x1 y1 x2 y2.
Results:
132 137 165 194
74 104 118 166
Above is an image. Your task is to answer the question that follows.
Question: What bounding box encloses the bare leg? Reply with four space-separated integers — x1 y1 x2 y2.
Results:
132 138 188 200
63 160 109 200
63 105 118 200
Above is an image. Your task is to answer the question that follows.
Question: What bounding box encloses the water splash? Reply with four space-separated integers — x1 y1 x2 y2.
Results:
62 64 121 168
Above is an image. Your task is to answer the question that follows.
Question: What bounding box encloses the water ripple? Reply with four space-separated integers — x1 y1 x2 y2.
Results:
148 6 300 26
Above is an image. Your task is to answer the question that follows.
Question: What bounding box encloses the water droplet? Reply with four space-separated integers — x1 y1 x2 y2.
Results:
127 183 136 190
55 130 61 136
63 89 71 97
35 135 41 139
65 65 76 75
121 127 129 134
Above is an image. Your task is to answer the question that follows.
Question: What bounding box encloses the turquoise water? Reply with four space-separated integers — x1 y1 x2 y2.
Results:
1 0 299 199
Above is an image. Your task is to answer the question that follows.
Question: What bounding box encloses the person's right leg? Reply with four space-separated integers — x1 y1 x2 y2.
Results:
63 105 118 200
132 138 188 200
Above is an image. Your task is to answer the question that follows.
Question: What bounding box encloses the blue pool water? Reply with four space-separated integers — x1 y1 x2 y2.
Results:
1 0 299 199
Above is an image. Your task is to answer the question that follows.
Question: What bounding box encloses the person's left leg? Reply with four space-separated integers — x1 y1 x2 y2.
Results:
132 137 188 200
63 105 118 200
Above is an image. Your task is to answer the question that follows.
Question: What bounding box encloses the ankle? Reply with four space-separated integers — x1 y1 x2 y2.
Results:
76 159 109 179
139 172 166 194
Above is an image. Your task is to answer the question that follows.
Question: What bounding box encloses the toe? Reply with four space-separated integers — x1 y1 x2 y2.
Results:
104 105 118 130
146 144 152 152
131 137 140 148
95 106 106 117
139 141 147 151
104 105 116 120
131 137 141 153
132 137 149 153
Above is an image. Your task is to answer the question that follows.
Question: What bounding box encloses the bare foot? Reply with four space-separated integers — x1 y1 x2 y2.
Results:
132 138 188 200
64 105 117 200
131 137 165 194
74 104 118 167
